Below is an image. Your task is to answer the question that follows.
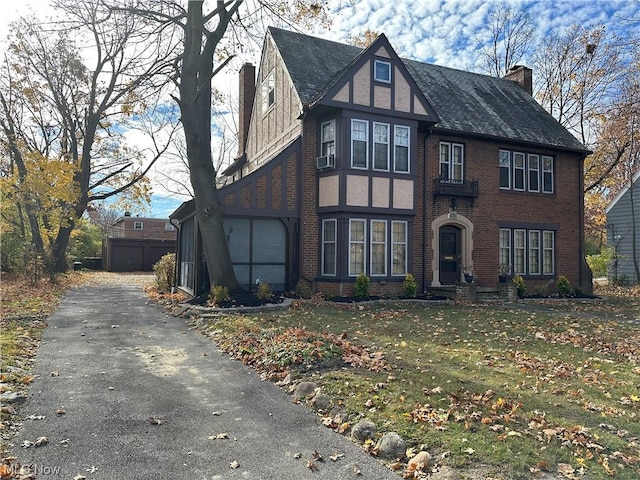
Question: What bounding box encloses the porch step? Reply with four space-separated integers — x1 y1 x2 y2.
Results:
476 287 501 302
427 286 457 300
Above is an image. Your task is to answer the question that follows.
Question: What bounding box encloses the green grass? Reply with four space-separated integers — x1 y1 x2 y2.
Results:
200 296 640 479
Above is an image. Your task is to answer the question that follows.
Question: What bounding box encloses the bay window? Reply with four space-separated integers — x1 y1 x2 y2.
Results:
349 219 366 276
322 219 337 276
370 220 387 275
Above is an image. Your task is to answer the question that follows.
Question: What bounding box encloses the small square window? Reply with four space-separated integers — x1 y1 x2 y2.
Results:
133 221 143 230
374 60 391 83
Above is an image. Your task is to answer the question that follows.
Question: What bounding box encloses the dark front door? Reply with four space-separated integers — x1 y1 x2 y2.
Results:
439 226 461 285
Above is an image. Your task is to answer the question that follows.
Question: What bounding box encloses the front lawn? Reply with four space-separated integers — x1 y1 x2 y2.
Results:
197 287 640 479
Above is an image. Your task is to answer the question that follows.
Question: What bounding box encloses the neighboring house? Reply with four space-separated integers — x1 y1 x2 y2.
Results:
103 214 177 272
171 27 592 298
606 170 640 285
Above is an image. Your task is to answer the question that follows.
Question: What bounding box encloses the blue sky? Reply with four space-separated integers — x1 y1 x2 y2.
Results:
2 0 638 218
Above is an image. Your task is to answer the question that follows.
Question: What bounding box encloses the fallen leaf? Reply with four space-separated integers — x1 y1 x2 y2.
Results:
312 450 324 462
329 452 344 462
35 436 48 447
73 475 87 480
462 447 475 455
306 460 318 471
148 417 164 425
230 460 240 469
293 452 302 459
208 433 229 440
55 409 66 415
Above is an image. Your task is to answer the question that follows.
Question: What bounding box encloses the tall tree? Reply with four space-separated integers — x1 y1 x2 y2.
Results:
0 0 179 273
476 2 535 77
112 0 330 292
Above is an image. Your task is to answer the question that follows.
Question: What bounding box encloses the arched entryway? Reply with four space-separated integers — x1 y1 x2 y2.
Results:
431 214 474 286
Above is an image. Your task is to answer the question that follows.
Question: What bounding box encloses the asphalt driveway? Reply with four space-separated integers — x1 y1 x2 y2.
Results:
10 280 397 479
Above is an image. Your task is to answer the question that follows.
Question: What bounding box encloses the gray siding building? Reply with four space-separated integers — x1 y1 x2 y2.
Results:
606 171 640 284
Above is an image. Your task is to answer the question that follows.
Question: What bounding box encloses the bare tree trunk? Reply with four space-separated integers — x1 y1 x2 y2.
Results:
178 1 239 291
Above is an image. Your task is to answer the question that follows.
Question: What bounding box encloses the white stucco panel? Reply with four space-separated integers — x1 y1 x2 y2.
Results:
374 85 391 110
353 65 371 106
373 46 391 58
332 83 350 103
393 179 414 209
318 175 340 207
372 177 390 208
346 175 370 206
395 67 411 113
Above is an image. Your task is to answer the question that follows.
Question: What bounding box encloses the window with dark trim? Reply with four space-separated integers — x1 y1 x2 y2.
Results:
322 219 337 276
262 69 275 113
321 120 335 157
370 220 387 276
349 219 366 276
500 227 555 276
391 221 407 275
394 126 410 173
500 150 554 194
440 142 464 181
374 60 392 83
351 120 368 169
373 122 389 171
134 221 143 230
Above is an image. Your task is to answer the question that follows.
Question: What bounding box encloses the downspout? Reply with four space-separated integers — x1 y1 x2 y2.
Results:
422 130 431 294
578 154 592 294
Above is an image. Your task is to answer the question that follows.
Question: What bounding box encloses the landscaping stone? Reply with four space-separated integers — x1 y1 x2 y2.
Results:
430 465 459 480
310 393 331 411
377 432 406 459
351 419 376 442
0 392 28 404
329 407 349 425
407 451 431 470
293 381 317 400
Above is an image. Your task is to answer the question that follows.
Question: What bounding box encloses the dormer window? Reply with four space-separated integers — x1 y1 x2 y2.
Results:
374 60 391 83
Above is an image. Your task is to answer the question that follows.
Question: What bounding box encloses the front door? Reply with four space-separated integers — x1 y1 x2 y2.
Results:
439 225 461 285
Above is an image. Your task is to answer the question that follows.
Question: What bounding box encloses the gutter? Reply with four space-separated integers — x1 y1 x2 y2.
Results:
422 130 431 294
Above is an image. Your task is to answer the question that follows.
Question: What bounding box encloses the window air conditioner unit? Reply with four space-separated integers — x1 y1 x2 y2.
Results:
316 154 335 169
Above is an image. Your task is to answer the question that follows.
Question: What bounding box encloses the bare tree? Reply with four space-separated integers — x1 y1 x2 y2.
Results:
0 0 181 273
476 2 535 77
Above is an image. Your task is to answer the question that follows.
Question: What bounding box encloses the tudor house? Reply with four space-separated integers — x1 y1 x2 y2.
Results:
170 27 592 298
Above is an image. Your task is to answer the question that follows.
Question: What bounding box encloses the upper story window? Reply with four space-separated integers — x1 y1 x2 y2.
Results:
321 121 335 157
165 223 175 231
394 126 410 173
439 142 464 182
262 69 275 113
500 149 554 194
374 60 392 83
351 119 369 169
373 122 389 171
133 221 143 230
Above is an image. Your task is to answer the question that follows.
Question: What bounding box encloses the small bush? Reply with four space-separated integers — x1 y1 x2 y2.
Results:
557 275 570 297
153 253 175 291
210 285 230 304
586 247 614 278
403 273 417 298
354 273 370 298
512 275 526 298
256 282 272 300
295 280 312 299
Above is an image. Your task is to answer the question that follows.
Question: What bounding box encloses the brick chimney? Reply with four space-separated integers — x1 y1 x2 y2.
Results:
238 63 256 156
504 65 532 95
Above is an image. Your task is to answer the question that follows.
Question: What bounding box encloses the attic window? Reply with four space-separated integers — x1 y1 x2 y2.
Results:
134 221 143 230
374 60 391 83
262 69 275 113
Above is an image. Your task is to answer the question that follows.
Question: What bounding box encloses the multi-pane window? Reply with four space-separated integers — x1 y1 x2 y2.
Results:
513 153 525 190
514 229 526 274
499 150 510 189
262 69 275 113
322 219 337 276
440 142 464 181
500 228 555 276
370 220 387 276
373 123 389 171
528 154 540 192
374 60 392 83
543 231 555 274
134 221 143 230
499 229 511 274
542 156 554 193
351 120 368 169
321 121 335 158
394 126 409 172
349 219 366 276
500 150 554 194
391 221 407 275
165 223 175 231
529 230 540 274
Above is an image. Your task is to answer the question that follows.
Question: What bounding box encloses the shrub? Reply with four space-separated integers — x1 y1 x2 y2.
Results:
557 275 570 297
153 253 175 291
354 273 370 298
295 280 312 299
256 282 272 300
403 273 417 298
586 247 614 278
512 275 526 298
210 285 230 304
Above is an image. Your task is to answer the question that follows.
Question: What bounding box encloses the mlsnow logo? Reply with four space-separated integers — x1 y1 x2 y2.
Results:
6 464 63 476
